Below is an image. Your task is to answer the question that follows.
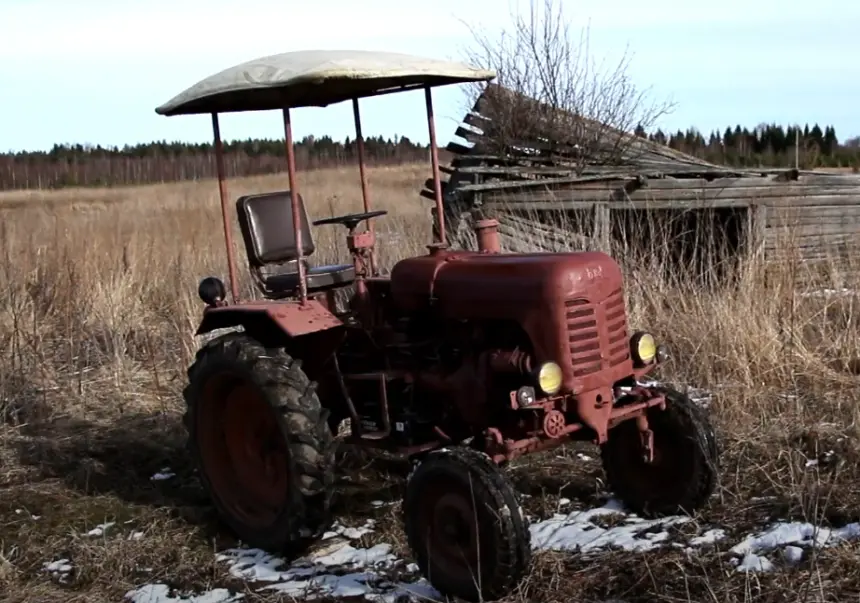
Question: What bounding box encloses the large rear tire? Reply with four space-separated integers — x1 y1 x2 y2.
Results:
601 386 719 517
183 332 336 554
403 447 531 602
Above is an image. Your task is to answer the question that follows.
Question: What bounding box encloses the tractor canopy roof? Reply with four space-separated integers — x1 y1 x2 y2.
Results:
155 50 496 116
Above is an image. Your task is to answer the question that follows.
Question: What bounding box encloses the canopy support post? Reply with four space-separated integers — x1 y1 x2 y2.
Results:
424 86 447 248
352 97 376 275
211 113 240 303
282 108 309 305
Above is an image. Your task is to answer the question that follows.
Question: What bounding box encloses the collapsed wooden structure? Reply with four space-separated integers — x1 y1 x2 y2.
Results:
422 85 860 275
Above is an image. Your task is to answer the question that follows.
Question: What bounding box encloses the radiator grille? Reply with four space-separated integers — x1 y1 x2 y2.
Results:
565 288 630 377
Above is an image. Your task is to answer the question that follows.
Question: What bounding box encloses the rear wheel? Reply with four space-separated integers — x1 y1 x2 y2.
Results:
183 332 335 554
601 387 719 517
403 447 531 602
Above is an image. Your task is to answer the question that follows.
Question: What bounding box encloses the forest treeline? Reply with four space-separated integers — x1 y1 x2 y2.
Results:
0 135 431 191
636 123 860 169
2 124 859 191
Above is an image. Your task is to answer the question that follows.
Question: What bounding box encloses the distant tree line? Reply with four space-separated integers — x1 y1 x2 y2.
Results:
0 135 431 191
2 123 859 191
634 123 860 169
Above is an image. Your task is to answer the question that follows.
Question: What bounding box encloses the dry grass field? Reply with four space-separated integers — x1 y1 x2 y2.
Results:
2 162 860 603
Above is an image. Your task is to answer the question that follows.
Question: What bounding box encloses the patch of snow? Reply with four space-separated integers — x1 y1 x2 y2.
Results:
125 584 242 603
130 531 145 541
730 520 860 572
43 558 73 582
86 522 115 537
735 553 774 573
218 541 437 602
370 500 396 508
529 497 699 553
689 528 726 547
14 508 40 520
783 546 804 563
322 519 376 541
150 468 176 481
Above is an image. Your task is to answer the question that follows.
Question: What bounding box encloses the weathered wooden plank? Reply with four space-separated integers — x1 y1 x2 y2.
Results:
454 126 484 144
633 177 860 191
451 172 642 194
484 198 741 211
485 187 860 205
767 204 860 223
482 193 860 211
764 222 860 237
795 173 860 186
423 178 448 193
446 141 473 155
768 216 860 227
454 165 579 178
626 188 860 202
764 232 860 247
449 170 808 196
463 111 491 128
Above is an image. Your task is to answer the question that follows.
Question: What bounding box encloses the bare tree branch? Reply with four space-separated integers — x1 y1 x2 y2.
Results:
459 0 676 174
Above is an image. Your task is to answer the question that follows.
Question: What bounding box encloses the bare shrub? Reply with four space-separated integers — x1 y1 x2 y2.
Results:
460 0 676 171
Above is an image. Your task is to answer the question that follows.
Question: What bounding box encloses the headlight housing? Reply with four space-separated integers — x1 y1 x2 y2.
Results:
535 361 563 395
630 331 657 366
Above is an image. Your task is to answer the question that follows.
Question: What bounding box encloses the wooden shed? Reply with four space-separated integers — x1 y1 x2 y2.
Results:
422 86 860 278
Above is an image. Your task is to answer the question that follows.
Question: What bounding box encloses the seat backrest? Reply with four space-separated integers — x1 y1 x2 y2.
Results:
236 191 315 266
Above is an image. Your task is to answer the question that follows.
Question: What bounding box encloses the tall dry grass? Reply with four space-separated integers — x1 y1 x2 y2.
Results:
0 162 858 434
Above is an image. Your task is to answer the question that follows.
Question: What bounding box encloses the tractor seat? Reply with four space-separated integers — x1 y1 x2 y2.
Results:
263 263 356 294
236 191 356 298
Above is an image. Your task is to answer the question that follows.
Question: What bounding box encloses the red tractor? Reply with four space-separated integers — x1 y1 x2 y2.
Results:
156 50 719 602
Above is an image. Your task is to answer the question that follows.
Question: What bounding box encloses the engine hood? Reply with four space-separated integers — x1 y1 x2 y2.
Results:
390 250 623 315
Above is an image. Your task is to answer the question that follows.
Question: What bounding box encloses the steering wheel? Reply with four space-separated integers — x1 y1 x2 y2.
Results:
312 210 388 231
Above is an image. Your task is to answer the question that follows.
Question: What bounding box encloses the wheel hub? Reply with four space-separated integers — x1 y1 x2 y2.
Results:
425 490 478 572
199 378 290 528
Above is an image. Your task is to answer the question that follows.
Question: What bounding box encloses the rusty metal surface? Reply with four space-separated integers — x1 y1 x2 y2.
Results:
211 113 240 303
351 98 377 275
475 218 501 253
199 299 342 337
282 108 308 304
424 86 447 247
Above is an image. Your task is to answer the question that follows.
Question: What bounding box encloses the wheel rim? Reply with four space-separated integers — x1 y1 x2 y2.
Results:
416 478 481 586
197 374 290 529
612 413 696 506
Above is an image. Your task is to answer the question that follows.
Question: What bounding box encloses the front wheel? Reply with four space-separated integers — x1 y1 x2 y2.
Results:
403 447 531 602
601 387 719 517
182 332 336 554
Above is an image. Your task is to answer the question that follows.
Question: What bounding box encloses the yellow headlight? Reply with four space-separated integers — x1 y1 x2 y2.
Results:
537 362 563 395
632 332 657 364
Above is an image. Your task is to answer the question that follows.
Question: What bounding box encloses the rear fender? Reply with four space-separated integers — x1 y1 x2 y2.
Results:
196 299 345 358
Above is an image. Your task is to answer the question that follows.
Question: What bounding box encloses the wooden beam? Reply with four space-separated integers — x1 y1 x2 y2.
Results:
446 141 473 155
593 203 611 252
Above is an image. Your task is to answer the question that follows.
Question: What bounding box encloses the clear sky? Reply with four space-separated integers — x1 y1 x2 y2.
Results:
1 0 857 153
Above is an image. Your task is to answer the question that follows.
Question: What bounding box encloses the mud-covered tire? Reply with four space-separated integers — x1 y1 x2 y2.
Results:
403 447 531 602
183 332 336 554
601 387 718 518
